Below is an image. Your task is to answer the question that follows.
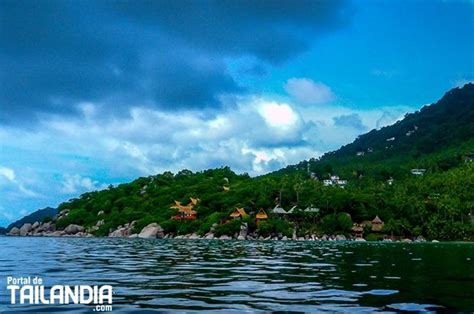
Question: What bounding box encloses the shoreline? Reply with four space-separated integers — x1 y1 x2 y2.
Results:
3 234 467 243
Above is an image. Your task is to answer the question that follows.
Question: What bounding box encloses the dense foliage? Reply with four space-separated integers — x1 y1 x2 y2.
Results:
54 84 474 240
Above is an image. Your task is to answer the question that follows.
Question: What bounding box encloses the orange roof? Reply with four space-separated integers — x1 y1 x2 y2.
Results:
190 197 200 205
256 208 268 219
230 207 247 218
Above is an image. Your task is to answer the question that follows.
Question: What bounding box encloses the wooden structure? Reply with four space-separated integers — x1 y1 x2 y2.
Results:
170 198 199 220
230 207 248 219
371 215 384 232
256 208 268 225
351 223 364 238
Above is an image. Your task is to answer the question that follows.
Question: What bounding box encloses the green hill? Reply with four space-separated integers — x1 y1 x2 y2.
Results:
46 84 474 241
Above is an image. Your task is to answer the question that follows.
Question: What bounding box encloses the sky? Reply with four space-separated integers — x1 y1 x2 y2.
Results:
0 0 473 227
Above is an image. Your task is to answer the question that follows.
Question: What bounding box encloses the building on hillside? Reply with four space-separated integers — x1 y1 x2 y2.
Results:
230 207 248 219
356 151 365 156
371 215 384 232
351 223 364 238
411 169 426 176
304 206 320 214
272 205 287 215
323 175 347 187
387 177 394 185
170 198 199 220
223 186 230 192
256 209 268 225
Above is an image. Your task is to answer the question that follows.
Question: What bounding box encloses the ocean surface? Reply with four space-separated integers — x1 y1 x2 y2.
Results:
0 237 473 313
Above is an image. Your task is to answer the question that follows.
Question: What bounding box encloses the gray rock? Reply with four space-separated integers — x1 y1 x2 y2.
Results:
402 238 412 243
219 235 231 240
51 231 65 237
109 228 126 237
188 233 200 239
138 223 164 239
432 239 439 243
20 223 32 236
204 233 215 239
37 222 53 232
8 227 20 236
32 221 40 230
238 222 248 239
335 235 346 241
64 224 84 235
128 233 138 238
355 237 366 242
282 236 288 241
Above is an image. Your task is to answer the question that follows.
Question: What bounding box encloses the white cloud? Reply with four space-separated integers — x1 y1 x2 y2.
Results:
61 174 108 194
0 166 40 198
0 167 15 181
284 78 335 105
257 101 299 129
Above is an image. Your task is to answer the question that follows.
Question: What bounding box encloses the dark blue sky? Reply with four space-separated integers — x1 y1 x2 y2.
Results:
0 0 473 226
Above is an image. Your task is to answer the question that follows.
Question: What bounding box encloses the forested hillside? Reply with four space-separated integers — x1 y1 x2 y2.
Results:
41 84 474 240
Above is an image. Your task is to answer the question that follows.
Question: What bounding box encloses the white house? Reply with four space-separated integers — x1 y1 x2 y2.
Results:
324 175 347 187
411 169 426 176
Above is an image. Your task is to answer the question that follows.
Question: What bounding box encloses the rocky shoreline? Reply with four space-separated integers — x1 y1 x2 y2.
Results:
6 219 431 243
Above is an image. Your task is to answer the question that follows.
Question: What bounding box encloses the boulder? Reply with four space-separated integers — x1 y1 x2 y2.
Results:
51 231 65 237
20 223 32 236
138 223 164 239
8 227 20 236
32 221 40 230
355 237 366 242
188 233 200 239
292 229 297 240
432 239 439 243
64 224 84 235
128 234 138 238
402 238 412 243
238 222 248 239
37 222 53 233
109 228 126 237
204 233 215 239
335 235 346 241
219 235 231 240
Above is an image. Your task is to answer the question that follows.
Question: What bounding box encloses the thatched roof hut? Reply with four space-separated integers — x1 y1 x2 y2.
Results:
230 207 248 218
371 215 384 232
256 209 268 220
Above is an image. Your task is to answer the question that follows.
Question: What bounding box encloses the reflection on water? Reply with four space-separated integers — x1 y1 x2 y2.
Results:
0 237 473 312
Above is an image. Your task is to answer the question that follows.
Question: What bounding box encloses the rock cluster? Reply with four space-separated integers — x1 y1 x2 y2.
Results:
5 216 430 243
